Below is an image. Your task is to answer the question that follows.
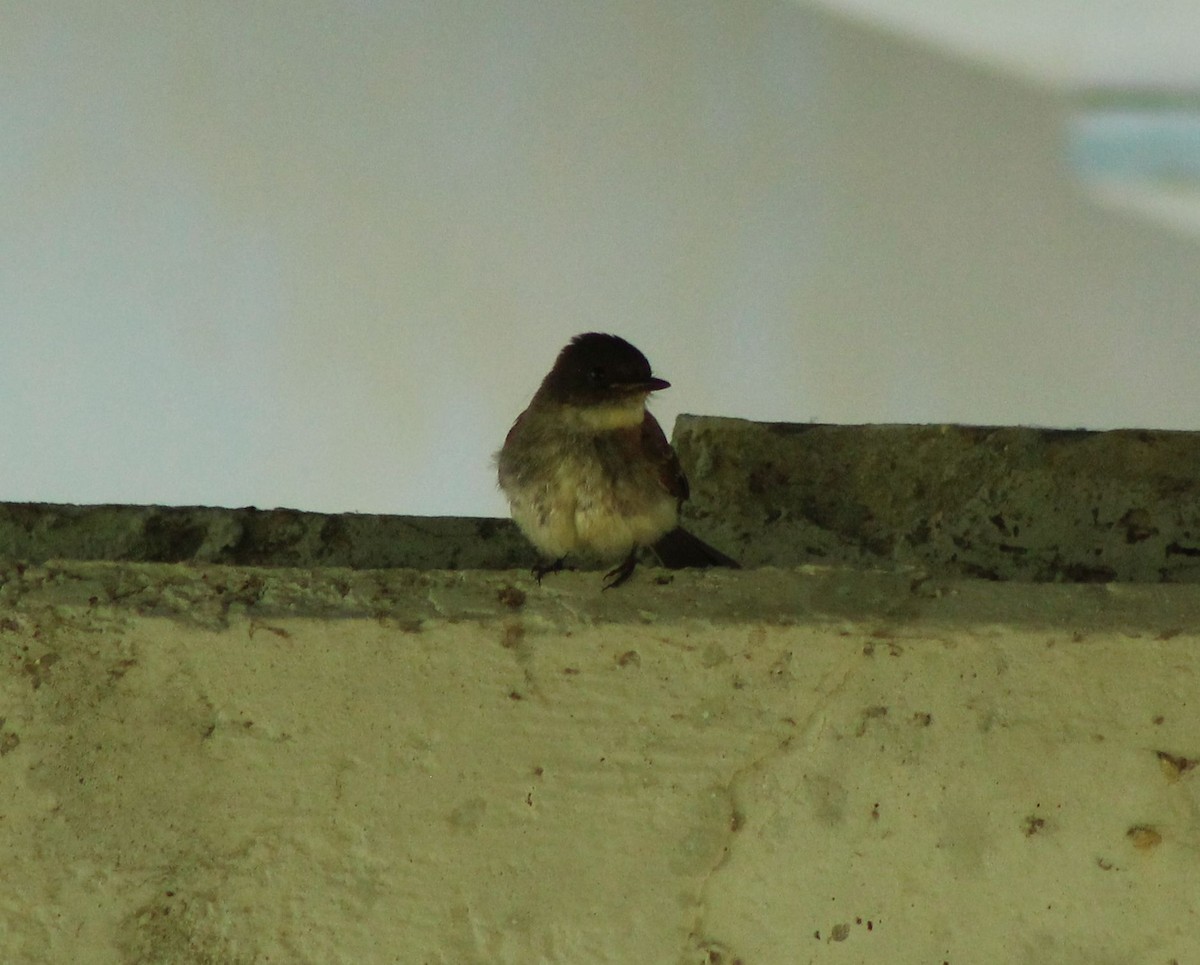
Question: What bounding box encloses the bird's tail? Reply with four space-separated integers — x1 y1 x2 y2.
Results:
650 527 741 569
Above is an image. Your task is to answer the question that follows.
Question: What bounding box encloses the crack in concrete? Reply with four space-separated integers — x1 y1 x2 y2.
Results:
682 650 862 962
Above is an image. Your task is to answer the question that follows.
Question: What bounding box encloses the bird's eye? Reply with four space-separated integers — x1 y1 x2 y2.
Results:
587 366 606 384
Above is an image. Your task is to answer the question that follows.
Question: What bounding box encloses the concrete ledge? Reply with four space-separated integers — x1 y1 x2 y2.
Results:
3 558 1200 630
0 503 533 570
1 561 1198 963
3 419 1200 962
6 417 1200 585
675 416 1200 581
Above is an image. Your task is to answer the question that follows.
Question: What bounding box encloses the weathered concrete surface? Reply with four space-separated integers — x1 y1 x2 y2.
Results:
675 416 1200 582
1 561 1197 964
5 418 1200 585
0 503 534 570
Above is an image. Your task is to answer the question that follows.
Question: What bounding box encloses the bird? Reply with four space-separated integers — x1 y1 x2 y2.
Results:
497 332 740 588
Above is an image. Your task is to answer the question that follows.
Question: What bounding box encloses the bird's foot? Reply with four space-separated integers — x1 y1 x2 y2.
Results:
602 550 639 590
533 558 566 584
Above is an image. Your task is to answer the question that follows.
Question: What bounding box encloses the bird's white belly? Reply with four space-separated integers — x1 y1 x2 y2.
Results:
508 458 677 562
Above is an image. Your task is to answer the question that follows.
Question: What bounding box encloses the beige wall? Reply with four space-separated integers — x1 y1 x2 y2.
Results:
2 561 1198 963
3 3 1199 517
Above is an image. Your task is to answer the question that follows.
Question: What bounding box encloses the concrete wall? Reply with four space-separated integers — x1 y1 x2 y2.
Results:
2 560 1197 963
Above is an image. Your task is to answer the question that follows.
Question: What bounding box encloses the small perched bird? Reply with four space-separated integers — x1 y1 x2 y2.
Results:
497 332 739 588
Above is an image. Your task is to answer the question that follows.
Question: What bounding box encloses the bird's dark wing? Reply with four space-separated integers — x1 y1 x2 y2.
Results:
639 413 741 569
641 412 689 505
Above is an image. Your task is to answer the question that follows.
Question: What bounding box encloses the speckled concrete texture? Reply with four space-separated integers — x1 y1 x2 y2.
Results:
0 503 534 570
674 416 1200 582
6 418 1197 584
0 561 1197 964
3 420 1200 962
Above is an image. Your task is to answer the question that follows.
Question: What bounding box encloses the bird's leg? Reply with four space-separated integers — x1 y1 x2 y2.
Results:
602 548 639 590
533 558 566 584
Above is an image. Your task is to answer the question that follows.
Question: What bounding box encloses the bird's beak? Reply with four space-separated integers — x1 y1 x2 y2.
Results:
633 377 670 393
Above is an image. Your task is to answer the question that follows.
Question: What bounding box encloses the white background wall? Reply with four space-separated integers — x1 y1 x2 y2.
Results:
3 1 1199 517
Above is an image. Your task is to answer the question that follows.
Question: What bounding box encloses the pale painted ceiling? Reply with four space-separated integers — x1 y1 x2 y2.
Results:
807 0 1200 90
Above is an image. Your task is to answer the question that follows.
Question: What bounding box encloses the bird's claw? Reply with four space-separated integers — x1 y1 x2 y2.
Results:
533 558 566 584
602 550 638 590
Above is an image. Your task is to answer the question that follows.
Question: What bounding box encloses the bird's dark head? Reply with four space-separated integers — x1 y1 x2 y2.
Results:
536 333 670 408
